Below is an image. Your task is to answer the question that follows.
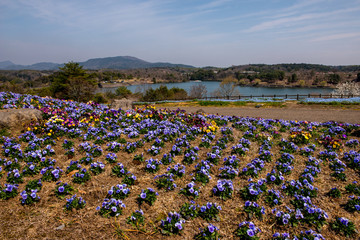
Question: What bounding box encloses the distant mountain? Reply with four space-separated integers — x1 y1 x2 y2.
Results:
2 57 358 72
80 56 194 69
81 56 149 69
0 56 194 70
29 62 63 70
227 63 360 72
0 61 62 70
0 61 16 69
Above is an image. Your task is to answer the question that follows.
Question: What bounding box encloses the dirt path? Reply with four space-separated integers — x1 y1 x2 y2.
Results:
166 106 360 124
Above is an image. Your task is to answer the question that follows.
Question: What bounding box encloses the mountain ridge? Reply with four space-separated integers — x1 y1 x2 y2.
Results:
1 57 359 72
0 56 194 70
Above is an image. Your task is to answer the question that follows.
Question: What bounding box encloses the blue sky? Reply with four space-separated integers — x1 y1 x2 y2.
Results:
1 0 360 67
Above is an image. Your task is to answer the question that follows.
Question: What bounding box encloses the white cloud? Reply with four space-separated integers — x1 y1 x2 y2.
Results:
244 5 360 33
1 0 360 66
245 14 316 32
311 32 360 42
197 0 232 10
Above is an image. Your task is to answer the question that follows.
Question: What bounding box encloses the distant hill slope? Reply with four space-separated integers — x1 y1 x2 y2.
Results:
1 57 359 72
80 56 194 69
0 61 16 69
0 61 62 70
228 63 360 72
0 56 194 70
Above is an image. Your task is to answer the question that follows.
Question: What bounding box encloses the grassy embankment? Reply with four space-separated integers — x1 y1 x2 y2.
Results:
134 99 360 109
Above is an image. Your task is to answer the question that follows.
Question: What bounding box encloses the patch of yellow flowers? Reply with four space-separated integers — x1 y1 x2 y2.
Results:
79 116 100 126
290 131 311 140
203 120 219 133
332 141 341 150
126 113 142 121
46 116 64 124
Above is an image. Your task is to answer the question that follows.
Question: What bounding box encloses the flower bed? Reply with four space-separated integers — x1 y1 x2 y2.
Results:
0 91 359 239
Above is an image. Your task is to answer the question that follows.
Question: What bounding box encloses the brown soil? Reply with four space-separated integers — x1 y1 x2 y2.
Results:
164 102 360 124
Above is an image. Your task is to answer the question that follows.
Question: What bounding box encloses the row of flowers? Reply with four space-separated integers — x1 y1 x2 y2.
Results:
0 91 360 239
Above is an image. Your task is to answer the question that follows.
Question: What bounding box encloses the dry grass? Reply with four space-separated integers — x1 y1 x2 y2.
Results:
148 100 360 110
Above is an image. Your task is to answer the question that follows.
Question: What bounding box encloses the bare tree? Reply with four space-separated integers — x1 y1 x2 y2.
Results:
213 76 239 98
332 82 360 96
189 83 207 99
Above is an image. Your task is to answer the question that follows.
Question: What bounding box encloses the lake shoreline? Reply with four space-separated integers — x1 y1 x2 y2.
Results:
100 80 335 90
98 80 334 97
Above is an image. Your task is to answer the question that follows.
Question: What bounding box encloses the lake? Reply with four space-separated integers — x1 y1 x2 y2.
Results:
100 81 333 97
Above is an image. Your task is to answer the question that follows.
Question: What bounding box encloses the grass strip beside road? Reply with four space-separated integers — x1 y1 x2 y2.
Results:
134 100 360 109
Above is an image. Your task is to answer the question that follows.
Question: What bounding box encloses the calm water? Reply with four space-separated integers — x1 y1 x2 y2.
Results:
101 81 333 97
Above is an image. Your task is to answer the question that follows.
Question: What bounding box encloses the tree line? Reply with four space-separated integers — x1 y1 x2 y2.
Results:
1 61 360 103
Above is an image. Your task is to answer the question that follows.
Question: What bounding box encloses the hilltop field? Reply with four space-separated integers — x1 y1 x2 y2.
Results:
0 92 360 239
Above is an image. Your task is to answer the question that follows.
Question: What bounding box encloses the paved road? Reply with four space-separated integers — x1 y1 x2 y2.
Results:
166 106 360 124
